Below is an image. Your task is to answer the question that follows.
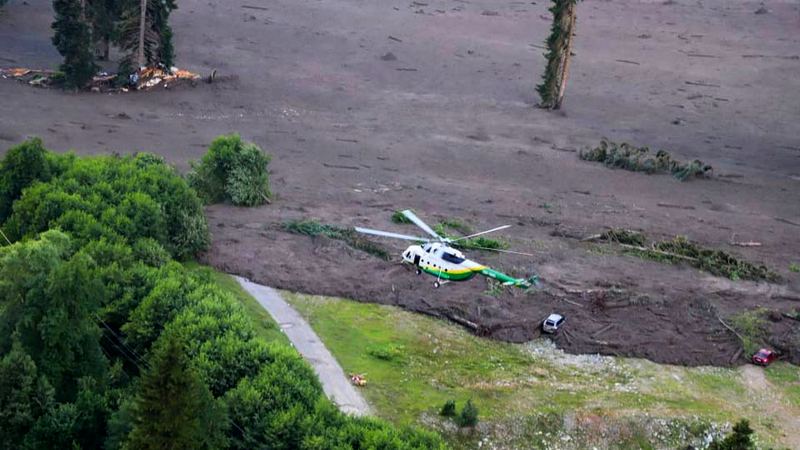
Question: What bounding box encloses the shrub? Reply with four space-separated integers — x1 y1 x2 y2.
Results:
580 138 712 181
188 134 271 206
0 138 53 223
439 399 456 417
366 343 405 362
456 399 479 427
708 419 755 450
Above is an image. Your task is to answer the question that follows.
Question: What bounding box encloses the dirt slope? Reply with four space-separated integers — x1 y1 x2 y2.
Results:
1 0 799 366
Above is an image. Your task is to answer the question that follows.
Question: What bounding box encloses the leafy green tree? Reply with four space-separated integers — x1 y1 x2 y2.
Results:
537 0 581 109
0 231 107 400
52 0 98 88
708 419 755 450
126 332 227 450
0 138 52 223
188 134 272 206
0 343 55 450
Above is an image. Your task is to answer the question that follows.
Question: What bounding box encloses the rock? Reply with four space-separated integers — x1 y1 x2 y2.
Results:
380 52 397 61
754 6 768 14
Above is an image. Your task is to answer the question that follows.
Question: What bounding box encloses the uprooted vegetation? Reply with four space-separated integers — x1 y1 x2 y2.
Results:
188 134 272 207
580 138 712 181
593 229 778 282
727 308 770 356
393 213 510 250
283 219 391 260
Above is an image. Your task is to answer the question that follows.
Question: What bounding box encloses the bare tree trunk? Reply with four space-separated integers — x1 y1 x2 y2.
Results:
553 2 577 109
137 0 147 68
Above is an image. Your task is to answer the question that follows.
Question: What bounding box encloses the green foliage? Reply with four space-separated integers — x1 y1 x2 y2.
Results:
0 231 106 400
188 134 272 206
537 0 580 109
1 141 209 259
284 219 392 260
125 332 226 450
790 263 800 273
708 419 755 450
433 220 509 251
0 139 444 450
597 229 778 282
440 399 456 417
115 0 178 70
580 139 713 181
52 0 98 88
457 399 479 427
0 138 53 223
600 228 647 247
728 309 769 356
391 210 413 224
0 342 55 449
366 343 405 362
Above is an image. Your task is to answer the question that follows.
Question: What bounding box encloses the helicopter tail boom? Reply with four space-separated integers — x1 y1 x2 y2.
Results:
480 268 539 289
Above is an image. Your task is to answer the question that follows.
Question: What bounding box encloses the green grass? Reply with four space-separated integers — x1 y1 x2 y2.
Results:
185 262 289 346
280 293 796 449
765 362 800 408
790 263 800 273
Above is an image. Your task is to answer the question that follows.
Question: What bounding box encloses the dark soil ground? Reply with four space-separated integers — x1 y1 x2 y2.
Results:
2 0 799 366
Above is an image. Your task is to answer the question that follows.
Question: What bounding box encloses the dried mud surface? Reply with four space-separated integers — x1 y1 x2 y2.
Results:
2 0 799 366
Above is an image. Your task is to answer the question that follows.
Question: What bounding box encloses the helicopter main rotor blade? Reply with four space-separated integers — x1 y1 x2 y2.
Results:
401 209 443 241
450 225 511 242
354 227 428 242
457 245 536 257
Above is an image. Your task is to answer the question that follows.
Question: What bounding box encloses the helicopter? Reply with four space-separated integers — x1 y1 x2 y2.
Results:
355 210 539 289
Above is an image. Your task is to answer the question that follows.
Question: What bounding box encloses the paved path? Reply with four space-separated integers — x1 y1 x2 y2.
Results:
235 276 371 416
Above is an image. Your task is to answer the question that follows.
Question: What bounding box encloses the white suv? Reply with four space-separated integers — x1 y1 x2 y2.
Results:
542 314 565 334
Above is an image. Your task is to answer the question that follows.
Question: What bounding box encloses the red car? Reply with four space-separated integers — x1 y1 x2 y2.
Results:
752 348 777 366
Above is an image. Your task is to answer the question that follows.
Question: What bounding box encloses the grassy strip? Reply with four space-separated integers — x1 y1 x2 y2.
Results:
580 138 712 181
184 261 290 346
283 219 391 260
279 292 798 449
765 362 800 408
598 229 778 282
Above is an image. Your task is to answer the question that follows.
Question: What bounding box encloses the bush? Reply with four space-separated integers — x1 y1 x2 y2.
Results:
580 138 712 181
439 399 456 417
1 141 209 259
456 399 479 427
708 419 754 450
188 134 271 206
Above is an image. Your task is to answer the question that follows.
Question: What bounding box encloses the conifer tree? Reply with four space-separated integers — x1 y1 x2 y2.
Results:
537 0 580 109
52 0 97 88
125 333 226 450
116 0 177 73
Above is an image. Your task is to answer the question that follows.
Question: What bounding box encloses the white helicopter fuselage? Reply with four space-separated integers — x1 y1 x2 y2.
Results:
401 242 487 281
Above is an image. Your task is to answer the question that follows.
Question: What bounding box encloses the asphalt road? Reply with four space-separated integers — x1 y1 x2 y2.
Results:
235 276 371 416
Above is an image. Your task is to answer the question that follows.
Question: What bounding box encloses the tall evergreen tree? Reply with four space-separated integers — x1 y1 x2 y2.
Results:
537 0 580 109
116 0 177 73
125 332 226 450
52 0 98 88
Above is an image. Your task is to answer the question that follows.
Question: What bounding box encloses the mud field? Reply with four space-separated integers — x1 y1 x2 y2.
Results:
2 0 799 366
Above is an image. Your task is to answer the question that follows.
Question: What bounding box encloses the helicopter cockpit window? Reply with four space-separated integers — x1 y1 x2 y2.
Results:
442 252 465 264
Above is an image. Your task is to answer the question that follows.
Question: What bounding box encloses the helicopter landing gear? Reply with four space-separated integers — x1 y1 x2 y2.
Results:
434 281 440 288
415 268 421 275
